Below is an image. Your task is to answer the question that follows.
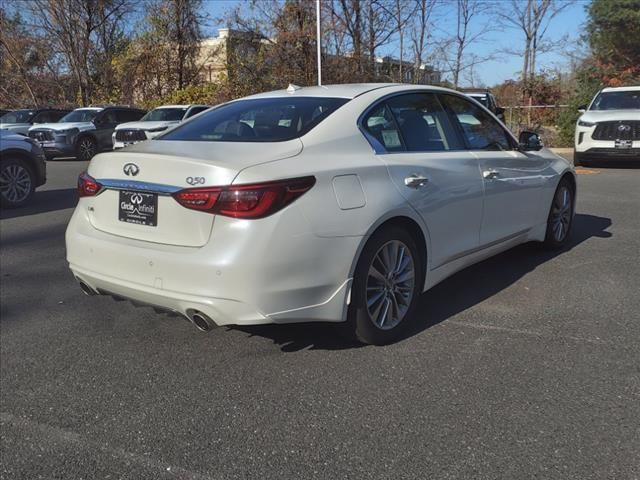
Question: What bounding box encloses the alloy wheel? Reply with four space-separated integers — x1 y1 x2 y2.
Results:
550 185 572 242
0 163 32 204
366 240 416 330
79 139 96 160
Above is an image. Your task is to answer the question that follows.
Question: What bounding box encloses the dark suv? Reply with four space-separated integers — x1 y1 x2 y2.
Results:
466 91 505 122
28 106 146 160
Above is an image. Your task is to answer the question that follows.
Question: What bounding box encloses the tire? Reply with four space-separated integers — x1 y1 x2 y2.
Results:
574 152 591 167
75 136 97 161
0 157 36 207
541 177 575 250
346 226 424 345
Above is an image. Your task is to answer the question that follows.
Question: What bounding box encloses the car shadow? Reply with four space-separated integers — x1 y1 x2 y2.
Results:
580 160 640 169
0 188 78 220
233 213 612 352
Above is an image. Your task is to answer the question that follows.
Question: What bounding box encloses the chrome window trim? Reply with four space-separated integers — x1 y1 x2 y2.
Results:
97 178 181 195
357 88 519 155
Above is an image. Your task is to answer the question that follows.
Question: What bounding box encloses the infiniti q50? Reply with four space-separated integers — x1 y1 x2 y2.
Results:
66 84 576 344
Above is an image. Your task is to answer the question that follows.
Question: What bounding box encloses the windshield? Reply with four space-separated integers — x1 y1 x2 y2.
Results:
469 95 488 107
160 97 349 142
141 108 187 122
60 109 101 123
590 91 640 110
1 110 36 124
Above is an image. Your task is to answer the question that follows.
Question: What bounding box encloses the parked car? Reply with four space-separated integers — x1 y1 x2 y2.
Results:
0 108 71 136
466 91 505 122
67 84 575 345
574 86 640 166
112 104 210 149
28 106 146 160
0 129 47 207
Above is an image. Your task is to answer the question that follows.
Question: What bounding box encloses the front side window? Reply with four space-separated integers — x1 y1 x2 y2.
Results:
160 97 348 142
60 109 101 123
99 110 118 125
141 108 187 122
590 90 640 110
32 111 54 123
440 94 512 151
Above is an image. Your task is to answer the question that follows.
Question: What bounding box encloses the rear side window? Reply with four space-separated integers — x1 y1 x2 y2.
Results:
363 103 404 152
51 111 68 122
184 106 209 119
32 111 54 123
117 109 145 123
440 94 512 151
386 93 461 151
161 97 349 142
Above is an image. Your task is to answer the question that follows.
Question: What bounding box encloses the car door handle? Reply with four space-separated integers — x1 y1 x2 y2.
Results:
483 170 500 180
404 174 429 189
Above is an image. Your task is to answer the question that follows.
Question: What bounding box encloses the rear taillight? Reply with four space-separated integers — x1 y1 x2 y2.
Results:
78 172 102 197
173 176 315 219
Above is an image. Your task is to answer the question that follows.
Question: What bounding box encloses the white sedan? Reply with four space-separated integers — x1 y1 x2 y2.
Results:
67 84 576 344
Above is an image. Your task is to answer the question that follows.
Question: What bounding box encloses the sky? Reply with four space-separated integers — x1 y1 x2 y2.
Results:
200 0 590 87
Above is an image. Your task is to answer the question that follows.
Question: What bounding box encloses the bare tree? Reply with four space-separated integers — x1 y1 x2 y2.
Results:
409 0 438 83
497 0 573 86
440 0 494 88
386 0 418 81
27 0 133 105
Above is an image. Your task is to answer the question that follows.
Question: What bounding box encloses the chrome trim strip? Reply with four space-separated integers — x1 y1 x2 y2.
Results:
434 228 531 269
356 88 519 155
97 178 181 195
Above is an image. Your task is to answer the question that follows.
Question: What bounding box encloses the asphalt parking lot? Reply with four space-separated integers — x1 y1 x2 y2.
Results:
1 158 639 479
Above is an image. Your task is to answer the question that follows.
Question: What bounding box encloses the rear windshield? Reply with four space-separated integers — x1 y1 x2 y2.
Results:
1 110 35 123
160 97 349 142
590 91 640 110
469 95 488 107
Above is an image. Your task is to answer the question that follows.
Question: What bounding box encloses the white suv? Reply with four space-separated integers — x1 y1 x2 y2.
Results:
112 104 209 149
574 86 640 166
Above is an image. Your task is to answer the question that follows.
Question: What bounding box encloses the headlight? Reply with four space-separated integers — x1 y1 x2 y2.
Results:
578 120 596 127
147 126 169 133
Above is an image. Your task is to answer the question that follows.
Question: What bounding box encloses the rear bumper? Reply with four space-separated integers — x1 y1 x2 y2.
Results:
70 265 273 326
576 148 640 161
66 203 360 326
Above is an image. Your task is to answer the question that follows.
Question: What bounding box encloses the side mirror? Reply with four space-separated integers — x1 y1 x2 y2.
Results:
519 131 543 151
577 104 587 114
495 107 505 115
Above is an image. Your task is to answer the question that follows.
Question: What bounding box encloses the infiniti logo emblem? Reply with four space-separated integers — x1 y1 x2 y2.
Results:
618 124 631 132
123 163 140 176
130 193 144 205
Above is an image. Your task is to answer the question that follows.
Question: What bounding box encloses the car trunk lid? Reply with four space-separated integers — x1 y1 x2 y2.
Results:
85 139 302 247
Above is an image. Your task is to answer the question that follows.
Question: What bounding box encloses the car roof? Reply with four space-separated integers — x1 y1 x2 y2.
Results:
601 86 640 92
242 83 459 100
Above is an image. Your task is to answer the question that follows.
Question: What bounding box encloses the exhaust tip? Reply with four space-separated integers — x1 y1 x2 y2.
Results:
189 311 215 332
78 280 96 296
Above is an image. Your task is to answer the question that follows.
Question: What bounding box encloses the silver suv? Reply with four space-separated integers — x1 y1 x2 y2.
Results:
0 130 47 207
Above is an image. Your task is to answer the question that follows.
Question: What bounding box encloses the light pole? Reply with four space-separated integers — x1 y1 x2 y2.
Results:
316 0 322 86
